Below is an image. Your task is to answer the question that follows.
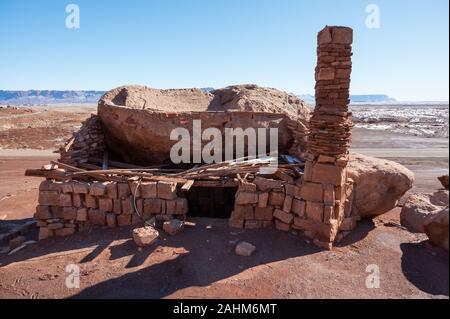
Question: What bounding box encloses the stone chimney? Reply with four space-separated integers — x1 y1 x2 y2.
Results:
303 26 355 249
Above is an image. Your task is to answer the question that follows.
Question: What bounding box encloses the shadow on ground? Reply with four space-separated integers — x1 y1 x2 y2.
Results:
68 219 377 299
68 221 323 298
0 218 35 243
2 216 447 298
0 217 376 299
400 242 449 297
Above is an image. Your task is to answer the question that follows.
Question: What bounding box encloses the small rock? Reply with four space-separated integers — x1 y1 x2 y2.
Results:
39 274 59 281
235 241 256 256
438 175 449 190
155 215 172 229
132 226 159 247
9 236 26 250
163 219 184 235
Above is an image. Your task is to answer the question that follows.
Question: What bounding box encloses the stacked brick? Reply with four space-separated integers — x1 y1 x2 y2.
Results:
59 115 106 166
309 26 353 157
35 179 188 240
301 26 356 249
228 26 357 250
229 176 305 232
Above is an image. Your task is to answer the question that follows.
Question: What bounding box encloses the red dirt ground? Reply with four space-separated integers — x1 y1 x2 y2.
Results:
0 107 448 299
0 156 448 299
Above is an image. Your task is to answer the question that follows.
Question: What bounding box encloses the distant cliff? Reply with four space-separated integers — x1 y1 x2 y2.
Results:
0 89 397 105
0 90 105 105
299 94 397 104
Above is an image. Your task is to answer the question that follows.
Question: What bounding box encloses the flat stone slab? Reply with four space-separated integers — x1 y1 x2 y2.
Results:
235 241 256 256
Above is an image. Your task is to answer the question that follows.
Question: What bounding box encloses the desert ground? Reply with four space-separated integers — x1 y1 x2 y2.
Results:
0 105 448 299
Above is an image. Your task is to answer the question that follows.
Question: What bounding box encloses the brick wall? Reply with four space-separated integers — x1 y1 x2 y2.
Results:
35 180 188 240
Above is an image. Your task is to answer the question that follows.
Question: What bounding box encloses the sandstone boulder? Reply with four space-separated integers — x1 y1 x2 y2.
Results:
348 153 415 217
98 85 310 165
400 190 449 233
211 84 311 121
424 207 449 251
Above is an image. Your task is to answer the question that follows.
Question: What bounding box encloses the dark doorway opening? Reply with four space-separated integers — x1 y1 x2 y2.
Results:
185 187 238 219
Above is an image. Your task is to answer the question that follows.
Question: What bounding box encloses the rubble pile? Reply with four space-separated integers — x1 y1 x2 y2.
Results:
60 115 106 166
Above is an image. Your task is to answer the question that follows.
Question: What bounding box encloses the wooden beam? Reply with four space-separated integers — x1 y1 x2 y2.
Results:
25 169 67 179
181 180 195 191
50 161 85 172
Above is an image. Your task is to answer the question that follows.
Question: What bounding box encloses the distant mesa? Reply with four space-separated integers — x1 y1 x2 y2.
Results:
0 90 105 105
349 94 397 103
0 89 396 105
299 94 397 104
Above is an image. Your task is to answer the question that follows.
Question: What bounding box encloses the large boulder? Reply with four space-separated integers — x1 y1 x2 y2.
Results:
348 153 415 217
211 84 311 121
400 190 449 232
99 85 217 112
424 207 449 251
98 85 311 165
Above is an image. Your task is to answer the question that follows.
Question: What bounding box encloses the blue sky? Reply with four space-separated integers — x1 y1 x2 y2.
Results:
0 0 448 101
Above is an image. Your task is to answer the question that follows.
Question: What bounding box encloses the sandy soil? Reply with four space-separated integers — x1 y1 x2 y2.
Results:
0 109 448 299
0 153 448 299
0 155 58 221
352 127 449 149
0 210 448 299
0 106 95 150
